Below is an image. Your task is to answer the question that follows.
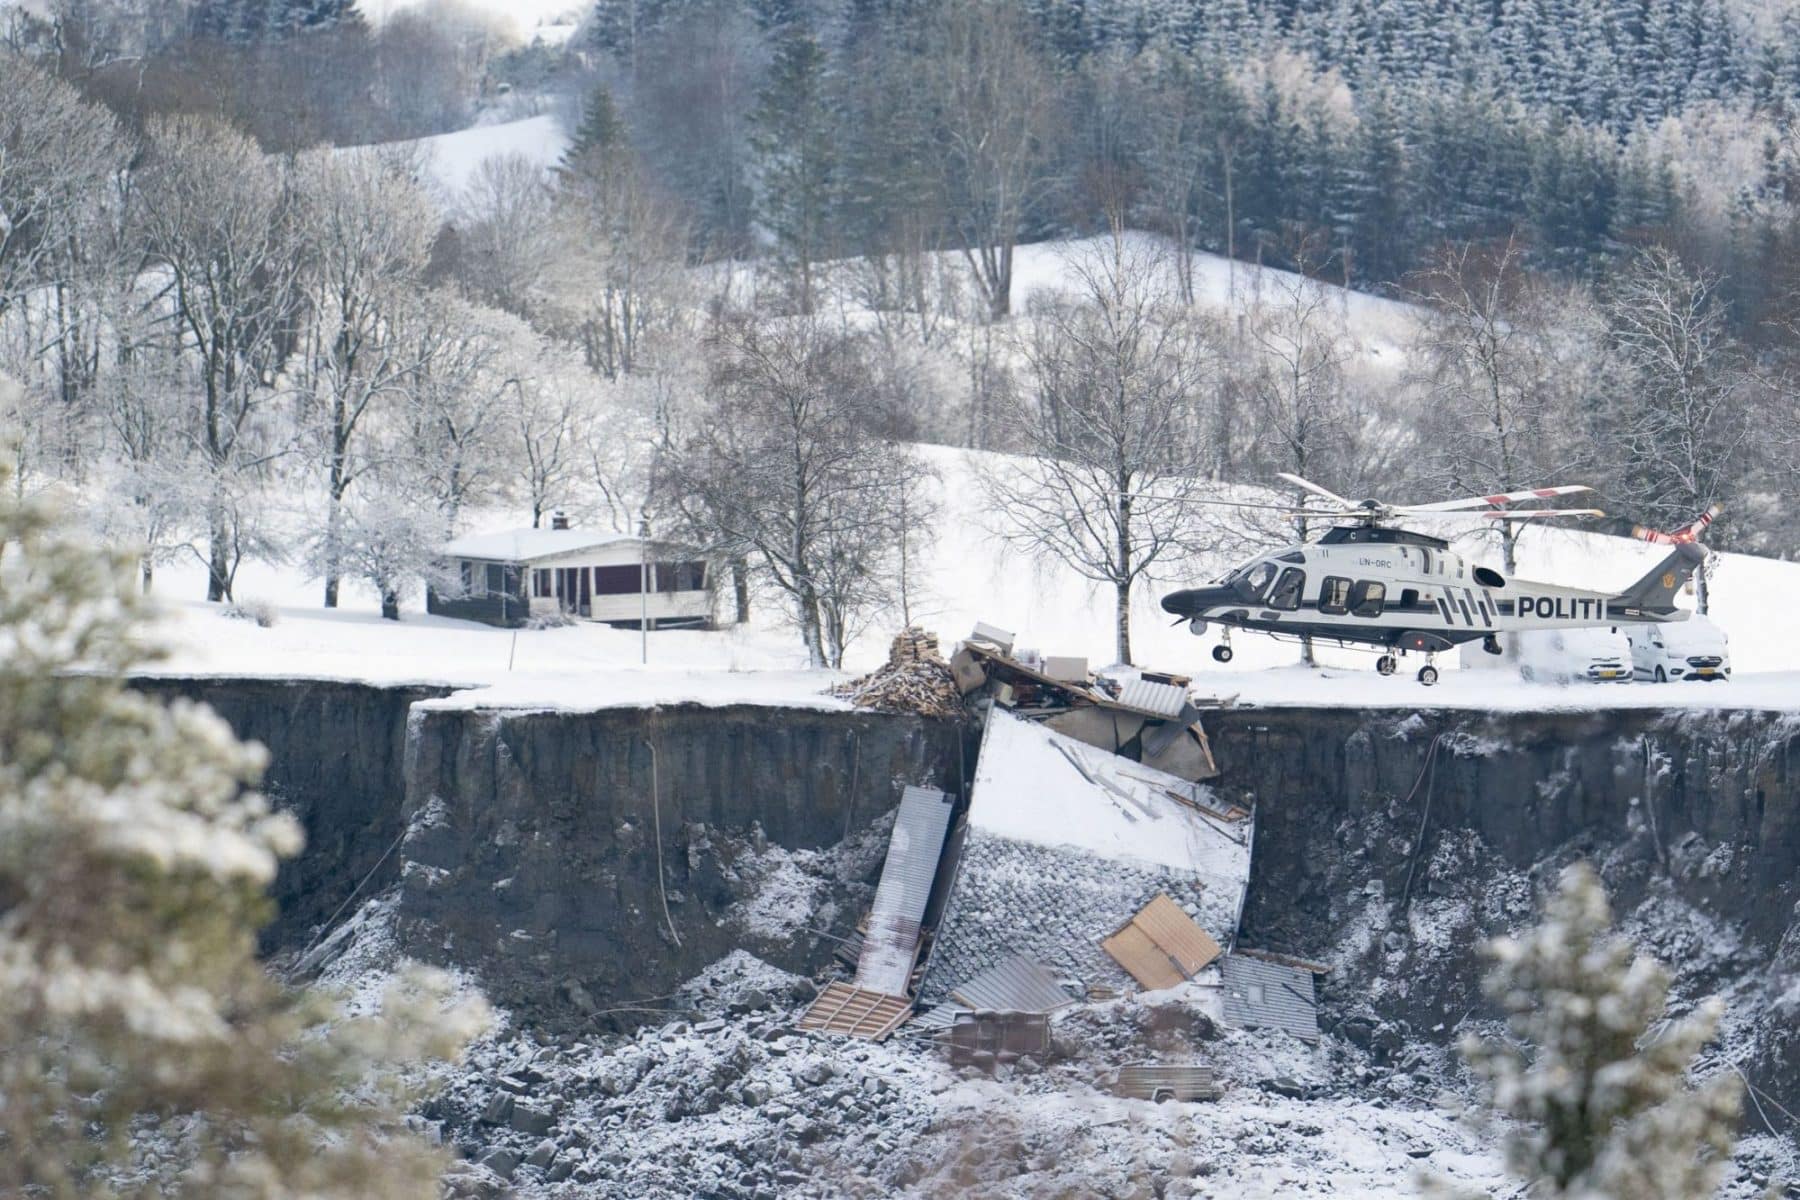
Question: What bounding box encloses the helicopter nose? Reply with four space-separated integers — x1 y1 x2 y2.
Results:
1161 587 1231 616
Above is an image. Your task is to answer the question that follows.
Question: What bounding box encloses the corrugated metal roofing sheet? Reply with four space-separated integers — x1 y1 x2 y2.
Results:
1115 677 1190 718
1132 895 1222 975
905 1002 971 1033
854 785 955 996
1221 954 1319 1043
1101 923 1187 990
949 954 1075 1013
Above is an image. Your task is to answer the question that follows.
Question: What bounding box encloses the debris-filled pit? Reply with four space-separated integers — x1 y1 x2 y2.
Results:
139 673 1800 1197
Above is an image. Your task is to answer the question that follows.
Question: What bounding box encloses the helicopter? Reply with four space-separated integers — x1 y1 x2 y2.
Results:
1158 474 1713 686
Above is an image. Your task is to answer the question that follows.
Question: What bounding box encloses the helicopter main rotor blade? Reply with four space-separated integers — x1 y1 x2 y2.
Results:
1452 508 1607 520
1403 484 1594 513
1117 493 1327 514
1274 472 1356 509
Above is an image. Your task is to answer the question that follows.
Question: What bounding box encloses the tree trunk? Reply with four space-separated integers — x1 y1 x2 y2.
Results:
1115 578 1132 667
382 588 401 621
141 558 154 595
207 519 231 603
732 558 751 624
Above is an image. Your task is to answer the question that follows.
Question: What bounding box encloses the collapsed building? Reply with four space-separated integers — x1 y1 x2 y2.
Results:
803 623 1322 1061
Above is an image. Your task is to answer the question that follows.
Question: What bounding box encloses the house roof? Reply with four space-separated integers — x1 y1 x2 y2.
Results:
440 527 646 563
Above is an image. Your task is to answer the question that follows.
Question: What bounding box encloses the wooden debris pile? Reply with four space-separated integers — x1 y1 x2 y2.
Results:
832 626 965 717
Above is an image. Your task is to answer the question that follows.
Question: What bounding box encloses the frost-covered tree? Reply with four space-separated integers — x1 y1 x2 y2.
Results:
1409 237 1586 572
1449 863 1741 1200
1598 248 1751 613
0 449 487 1196
667 315 926 666
293 147 436 609
922 0 1060 321
137 115 306 602
983 233 1223 665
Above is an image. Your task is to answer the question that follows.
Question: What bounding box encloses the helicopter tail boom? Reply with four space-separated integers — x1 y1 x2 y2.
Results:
1607 541 1707 619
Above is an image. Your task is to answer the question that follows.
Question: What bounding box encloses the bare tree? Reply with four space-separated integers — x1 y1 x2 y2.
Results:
511 352 594 530
923 0 1059 322
0 52 130 321
1600 247 1751 613
294 147 436 607
452 153 556 319
666 316 924 667
1244 251 1356 664
1409 237 1588 572
547 119 689 381
137 114 306 601
982 233 1223 665
395 292 518 538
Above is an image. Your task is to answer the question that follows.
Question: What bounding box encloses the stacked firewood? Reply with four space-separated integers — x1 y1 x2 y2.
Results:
831 627 965 717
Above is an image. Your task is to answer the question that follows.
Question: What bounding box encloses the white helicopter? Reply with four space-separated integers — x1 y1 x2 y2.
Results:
1159 474 1713 686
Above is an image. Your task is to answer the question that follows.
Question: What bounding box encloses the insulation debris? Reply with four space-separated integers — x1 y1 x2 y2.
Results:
833 626 965 717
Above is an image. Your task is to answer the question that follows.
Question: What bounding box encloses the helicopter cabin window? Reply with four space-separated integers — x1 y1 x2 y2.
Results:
1319 576 1353 615
1269 568 1306 611
1351 580 1387 617
1400 587 1420 609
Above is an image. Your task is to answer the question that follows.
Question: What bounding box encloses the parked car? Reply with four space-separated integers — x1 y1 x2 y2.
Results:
1460 627 1634 684
1624 615 1731 682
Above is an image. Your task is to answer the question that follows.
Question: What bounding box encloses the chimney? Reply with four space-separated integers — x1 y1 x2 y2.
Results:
551 511 570 530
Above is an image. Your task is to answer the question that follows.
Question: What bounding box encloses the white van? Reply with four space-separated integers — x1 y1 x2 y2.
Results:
1625 616 1731 682
1460 627 1633 684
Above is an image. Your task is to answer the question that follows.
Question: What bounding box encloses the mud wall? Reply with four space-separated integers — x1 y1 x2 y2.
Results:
1205 704 1800 1110
395 704 973 1023
128 676 453 948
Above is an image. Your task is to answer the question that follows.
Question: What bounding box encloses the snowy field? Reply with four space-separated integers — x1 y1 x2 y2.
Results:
142 439 1800 715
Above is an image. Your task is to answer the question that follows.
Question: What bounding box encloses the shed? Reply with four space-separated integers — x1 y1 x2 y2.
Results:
427 519 712 629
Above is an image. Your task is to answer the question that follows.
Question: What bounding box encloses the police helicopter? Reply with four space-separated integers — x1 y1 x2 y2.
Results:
1159 474 1712 686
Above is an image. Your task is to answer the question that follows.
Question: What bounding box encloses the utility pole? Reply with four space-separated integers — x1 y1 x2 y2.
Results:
639 515 650 665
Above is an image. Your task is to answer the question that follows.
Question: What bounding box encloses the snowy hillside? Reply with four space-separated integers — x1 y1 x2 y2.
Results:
397 113 572 202
356 0 585 41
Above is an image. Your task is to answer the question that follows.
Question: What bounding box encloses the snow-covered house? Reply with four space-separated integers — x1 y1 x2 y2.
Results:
919 710 1254 1007
427 519 712 629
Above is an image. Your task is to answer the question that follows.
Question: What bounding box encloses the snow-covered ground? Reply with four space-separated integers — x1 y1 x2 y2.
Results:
401 113 572 202
143 438 1800 714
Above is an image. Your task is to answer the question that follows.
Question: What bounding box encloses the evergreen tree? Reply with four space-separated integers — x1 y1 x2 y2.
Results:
0 445 488 1196
749 27 844 313
1453 864 1741 1200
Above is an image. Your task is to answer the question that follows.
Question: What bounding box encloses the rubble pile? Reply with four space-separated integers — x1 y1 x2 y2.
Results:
831 627 964 718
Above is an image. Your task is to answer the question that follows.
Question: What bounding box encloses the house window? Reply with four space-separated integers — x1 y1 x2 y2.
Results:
1248 984 1266 1005
1350 580 1386 618
594 565 643 595
534 569 552 598
486 563 505 596
1269 568 1306 611
1319 576 1352 615
654 561 707 592
460 561 473 593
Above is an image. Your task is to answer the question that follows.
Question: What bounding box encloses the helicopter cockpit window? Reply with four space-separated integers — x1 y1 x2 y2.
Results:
1269 568 1306 611
1233 560 1278 602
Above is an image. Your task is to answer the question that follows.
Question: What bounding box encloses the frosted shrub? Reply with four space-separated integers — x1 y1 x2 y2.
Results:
222 596 279 627
1445 863 1741 1200
0 465 488 1197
